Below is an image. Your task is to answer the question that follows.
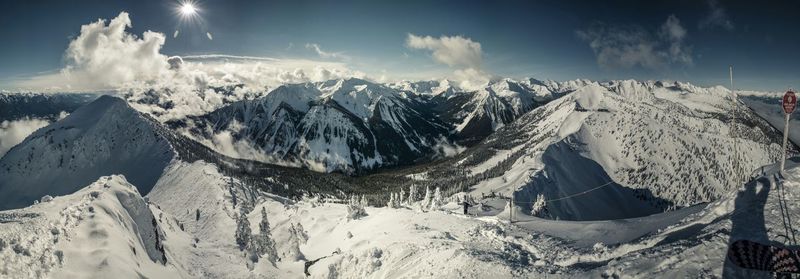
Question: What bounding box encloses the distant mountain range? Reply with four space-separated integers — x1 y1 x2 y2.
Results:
1 78 792 221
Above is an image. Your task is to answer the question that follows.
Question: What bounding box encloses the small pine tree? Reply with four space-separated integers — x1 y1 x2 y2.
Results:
284 223 306 261
430 187 443 210
531 194 548 218
234 209 252 250
256 207 278 263
386 193 393 208
399 188 406 205
347 195 367 220
422 186 432 208
408 185 417 204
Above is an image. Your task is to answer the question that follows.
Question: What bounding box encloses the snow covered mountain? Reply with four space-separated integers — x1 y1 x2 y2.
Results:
389 80 792 221
0 79 796 278
0 92 95 122
2 149 799 278
0 96 176 210
176 78 453 173
176 78 558 173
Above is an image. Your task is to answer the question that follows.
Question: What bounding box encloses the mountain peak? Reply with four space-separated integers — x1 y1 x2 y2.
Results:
0 95 175 210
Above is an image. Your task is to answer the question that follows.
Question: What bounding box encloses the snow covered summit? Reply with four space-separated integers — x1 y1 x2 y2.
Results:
0 95 175 210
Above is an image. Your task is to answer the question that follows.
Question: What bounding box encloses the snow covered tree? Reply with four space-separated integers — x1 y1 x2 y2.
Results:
430 187 443 210
399 188 406 205
422 186 432 209
387 193 400 208
408 184 418 204
254 207 278 263
530 194 548 218
234 208 252 251
347 195 367 220
283 222 307 261
396 193 403 208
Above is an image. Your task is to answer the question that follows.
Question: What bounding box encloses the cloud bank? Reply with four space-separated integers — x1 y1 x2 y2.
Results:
577 15 693 70
14 12 368 121
405 34 489 90
0 117 51 157
405 34 482 69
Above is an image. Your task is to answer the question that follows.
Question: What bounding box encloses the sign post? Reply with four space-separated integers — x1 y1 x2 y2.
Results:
780 90 796 172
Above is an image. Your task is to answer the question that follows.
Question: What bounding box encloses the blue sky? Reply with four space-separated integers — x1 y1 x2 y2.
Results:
0 0 798 91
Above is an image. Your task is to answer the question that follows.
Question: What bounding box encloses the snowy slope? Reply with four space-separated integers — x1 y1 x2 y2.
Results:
0 175 177 278
3 159 798 278
178 77 557 173
742 94 800 148
430 78 556 145
180 78 454 173
399 80 789 221
0 95 175 210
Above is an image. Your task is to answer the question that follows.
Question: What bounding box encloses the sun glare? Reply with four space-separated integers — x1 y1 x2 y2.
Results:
180 3 196 16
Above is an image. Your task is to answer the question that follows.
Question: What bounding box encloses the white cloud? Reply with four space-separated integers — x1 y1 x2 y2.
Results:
452 68 492 91
405 34 482 69
660 15 693 66
699 0 734 31
0 117 51 157
11 12 372 121
305 43 349 60
405 34 490 90
61 11 169 90
577 15 692 70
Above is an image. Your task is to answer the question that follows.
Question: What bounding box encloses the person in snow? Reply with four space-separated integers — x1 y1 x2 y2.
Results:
462 199 473 215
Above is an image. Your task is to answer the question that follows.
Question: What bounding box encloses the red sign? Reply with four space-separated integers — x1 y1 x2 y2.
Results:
784 91 797 114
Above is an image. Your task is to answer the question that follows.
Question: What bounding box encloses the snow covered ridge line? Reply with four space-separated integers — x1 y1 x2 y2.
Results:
4 161 800 278
0 175 172 278
373 80 792 221
168 77 557 174
163 76 751 174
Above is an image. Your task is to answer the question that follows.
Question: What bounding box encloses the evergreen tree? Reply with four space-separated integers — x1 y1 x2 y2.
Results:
256 207 278 263
408 184 417 204
347 194 367 220
422 186 432 209
391 193 396 208
284 222 306 261
531 194 548 218
430 187 443 210
234 208 251 250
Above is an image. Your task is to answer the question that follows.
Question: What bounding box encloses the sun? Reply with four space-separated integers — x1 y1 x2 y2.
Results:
180 3 196 16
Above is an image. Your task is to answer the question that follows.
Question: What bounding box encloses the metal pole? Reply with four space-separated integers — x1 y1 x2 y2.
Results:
782 113 790 172
730 66 740 185
509 195 514 223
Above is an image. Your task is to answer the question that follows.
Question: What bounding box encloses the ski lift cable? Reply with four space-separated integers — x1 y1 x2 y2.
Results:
513 181 616 204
